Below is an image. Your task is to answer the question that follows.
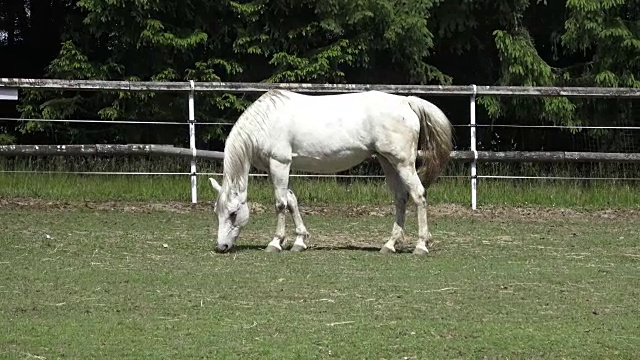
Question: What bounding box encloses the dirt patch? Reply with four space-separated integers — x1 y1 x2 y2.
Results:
301 202 640 222
1 197 638 222
0 197 206 214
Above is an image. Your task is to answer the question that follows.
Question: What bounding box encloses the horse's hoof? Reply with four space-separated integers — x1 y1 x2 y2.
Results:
291 244 307 252
379 246 396 254
413 246 429 255
265 245 282 253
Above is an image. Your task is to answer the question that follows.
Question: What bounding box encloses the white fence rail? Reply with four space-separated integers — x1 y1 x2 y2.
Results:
1 78 639 209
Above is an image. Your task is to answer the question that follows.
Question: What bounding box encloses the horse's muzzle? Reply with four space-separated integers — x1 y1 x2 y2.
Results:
215 243 232 253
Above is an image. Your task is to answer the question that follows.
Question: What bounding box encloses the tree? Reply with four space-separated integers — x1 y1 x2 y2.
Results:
4 0 639 154
14 0 452 147
477 0 639 151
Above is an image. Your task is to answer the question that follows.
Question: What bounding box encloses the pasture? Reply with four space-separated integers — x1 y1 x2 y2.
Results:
1 199 638 358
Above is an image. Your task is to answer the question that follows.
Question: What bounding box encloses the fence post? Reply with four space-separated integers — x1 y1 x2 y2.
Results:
188 80 197 204
470 84 478 210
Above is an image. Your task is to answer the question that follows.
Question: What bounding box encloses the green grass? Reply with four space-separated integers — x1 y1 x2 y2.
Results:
0 172 638 209
0 155 638 208
1 205 638 358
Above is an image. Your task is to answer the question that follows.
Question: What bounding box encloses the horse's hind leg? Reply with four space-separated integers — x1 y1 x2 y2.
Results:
265 159 291 253
286 189 310 252
378 156 408 254
394 162 432 255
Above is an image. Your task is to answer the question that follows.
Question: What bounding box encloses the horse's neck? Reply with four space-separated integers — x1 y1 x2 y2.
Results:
221 94 277 192
222 130 254 193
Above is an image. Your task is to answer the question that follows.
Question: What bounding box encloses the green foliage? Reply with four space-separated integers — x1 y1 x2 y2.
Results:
562 0 640 88
483 28 579 128
11 0 452 146
2 0 639 153
475 0 639 152
230 0 448 84
15 0 248 145
0 133 16 145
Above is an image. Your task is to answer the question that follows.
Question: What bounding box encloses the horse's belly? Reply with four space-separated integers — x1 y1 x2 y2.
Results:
291 149 372 174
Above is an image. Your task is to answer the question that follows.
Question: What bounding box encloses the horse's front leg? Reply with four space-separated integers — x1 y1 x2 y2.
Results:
286 189 310 252
265 159 291 253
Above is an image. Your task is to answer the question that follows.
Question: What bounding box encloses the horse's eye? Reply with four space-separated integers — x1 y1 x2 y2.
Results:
229 211 237 222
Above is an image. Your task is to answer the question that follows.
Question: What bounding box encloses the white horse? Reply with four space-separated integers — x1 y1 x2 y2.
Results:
209 89 452 254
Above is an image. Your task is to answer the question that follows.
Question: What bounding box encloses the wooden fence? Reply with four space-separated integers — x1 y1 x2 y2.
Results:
1 78 639 208
1 144 639 163
2 78 640 97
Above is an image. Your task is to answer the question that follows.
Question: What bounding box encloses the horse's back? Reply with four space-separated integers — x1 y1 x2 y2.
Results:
253 90 419 173
278 90 415 145
279 90 413 126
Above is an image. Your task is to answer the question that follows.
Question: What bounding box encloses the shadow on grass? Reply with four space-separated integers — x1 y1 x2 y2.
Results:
311 245 382 252
223 244 385 253
311 245 441 254
233 244 270 251
231 244 437 254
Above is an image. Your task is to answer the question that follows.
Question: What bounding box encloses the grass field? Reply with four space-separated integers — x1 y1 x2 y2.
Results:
1 200 639 358
1 156 639 209
0 172 639 209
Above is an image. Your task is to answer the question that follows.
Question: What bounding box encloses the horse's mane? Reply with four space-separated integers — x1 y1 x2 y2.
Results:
221 89 292 193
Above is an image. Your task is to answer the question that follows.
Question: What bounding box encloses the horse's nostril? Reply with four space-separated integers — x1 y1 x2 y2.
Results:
217 243 230 252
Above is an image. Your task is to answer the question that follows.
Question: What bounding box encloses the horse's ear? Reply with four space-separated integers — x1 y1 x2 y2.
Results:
209 178 222 193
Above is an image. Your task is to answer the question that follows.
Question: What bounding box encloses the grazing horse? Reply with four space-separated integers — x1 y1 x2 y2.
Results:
209 89 452 254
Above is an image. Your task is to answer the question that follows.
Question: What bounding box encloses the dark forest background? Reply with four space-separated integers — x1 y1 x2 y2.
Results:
0 0 638 153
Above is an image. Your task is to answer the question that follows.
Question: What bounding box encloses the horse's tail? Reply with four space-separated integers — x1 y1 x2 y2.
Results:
407 96 453 187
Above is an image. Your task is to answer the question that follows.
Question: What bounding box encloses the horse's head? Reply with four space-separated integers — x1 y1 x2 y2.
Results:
209 177 250 253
